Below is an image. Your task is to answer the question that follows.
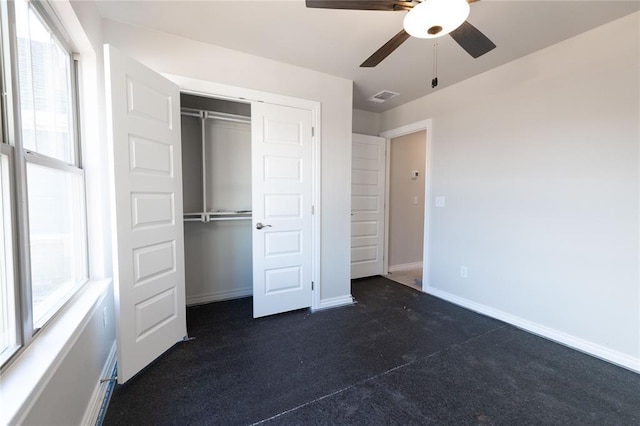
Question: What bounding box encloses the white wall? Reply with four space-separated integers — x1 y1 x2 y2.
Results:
352 108 381 136
101 19 353 304
381 13 640 370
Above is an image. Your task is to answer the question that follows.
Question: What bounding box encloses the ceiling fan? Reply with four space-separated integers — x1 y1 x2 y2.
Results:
305 0 496 67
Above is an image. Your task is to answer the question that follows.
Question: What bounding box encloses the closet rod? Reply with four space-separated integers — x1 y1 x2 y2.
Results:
209 216 251 222
184 216 252 223
180 107 251 124
207 115 251 125
205 111 251 124
181 111 201 118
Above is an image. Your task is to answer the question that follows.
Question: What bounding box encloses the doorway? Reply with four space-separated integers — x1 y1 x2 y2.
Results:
379 119 433 292
349 122 432 291
178 91 317 318
180 93 253 305
384 130 426 291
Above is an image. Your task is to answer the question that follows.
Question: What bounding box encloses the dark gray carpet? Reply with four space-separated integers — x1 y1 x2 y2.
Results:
103 276 640 425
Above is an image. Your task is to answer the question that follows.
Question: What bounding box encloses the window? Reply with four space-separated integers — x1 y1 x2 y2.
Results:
15 0 76 164
0 0 87 366
26 162 86 325
0 1 17 366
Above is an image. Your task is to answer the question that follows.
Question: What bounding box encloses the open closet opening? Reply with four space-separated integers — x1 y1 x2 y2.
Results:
180 93 254 305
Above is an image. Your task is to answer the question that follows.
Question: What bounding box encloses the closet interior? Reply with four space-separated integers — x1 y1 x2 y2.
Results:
180 93 253 305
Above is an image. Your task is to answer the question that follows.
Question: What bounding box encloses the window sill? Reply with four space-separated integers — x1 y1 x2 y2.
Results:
0 278 111 425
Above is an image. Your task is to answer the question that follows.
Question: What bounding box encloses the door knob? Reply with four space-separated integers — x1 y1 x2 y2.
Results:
256 222 272 230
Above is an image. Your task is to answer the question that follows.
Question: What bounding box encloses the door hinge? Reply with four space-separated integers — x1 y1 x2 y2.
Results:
311 205 315 215
312 127 315 137
311 281 314 291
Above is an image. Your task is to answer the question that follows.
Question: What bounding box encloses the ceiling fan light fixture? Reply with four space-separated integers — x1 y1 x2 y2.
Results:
403 0 470 39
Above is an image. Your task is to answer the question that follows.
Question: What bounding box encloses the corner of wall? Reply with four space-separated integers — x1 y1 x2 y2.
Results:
352 108 381 136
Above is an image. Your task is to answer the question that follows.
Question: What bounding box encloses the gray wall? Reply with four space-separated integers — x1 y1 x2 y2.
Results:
389 131 426 267
352 108 381 136
381 12 640 368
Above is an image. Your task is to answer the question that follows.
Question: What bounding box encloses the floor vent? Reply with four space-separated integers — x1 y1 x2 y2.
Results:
367 90 399 103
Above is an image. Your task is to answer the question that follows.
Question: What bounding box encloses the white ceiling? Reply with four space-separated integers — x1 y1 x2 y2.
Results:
94 0 640 113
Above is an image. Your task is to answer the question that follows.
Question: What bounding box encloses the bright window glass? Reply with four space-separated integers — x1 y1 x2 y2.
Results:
12 0 86 329
15 0 75 164
27 163 86 327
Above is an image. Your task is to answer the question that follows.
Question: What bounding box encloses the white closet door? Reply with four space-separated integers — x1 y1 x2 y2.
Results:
351 133 386 279
104 45 186 383
251 103 313 318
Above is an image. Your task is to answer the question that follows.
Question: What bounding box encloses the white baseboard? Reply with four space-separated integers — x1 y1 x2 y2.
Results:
388 261 423 273
188 289 353 312
186 287 252 306
81 341 117 426
315 295 354 311
426 286 640 374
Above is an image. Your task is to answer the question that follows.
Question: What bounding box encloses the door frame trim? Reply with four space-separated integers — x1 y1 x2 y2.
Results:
380 119 433 291
162 73 322 311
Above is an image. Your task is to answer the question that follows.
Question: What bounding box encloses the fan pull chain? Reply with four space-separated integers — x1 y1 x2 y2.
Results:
432 41 439 88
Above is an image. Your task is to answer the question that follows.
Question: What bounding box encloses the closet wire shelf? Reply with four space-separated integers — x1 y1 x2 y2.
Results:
181 107 251 124
181 105 252 224
184 211 252 223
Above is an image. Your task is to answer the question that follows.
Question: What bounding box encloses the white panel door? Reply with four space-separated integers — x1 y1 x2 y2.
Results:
104 45 186 383
351 133 386 279
252 103 313 318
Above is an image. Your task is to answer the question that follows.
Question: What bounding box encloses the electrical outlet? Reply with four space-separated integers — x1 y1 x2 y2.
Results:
460 266 468 279
103 306 108 328
412 195 419 205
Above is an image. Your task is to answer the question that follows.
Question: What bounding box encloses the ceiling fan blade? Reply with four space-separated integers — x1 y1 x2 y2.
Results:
305 1 413 11
360 29 411 67
449 20 496 58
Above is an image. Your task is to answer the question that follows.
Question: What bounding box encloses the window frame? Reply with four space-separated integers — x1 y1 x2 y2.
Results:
0 31 7 145
0 0 88 368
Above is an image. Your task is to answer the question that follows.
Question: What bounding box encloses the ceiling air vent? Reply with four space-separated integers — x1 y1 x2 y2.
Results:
367 90 399 104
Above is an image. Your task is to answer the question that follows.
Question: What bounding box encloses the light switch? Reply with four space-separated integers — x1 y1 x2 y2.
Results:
435 196 446 208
